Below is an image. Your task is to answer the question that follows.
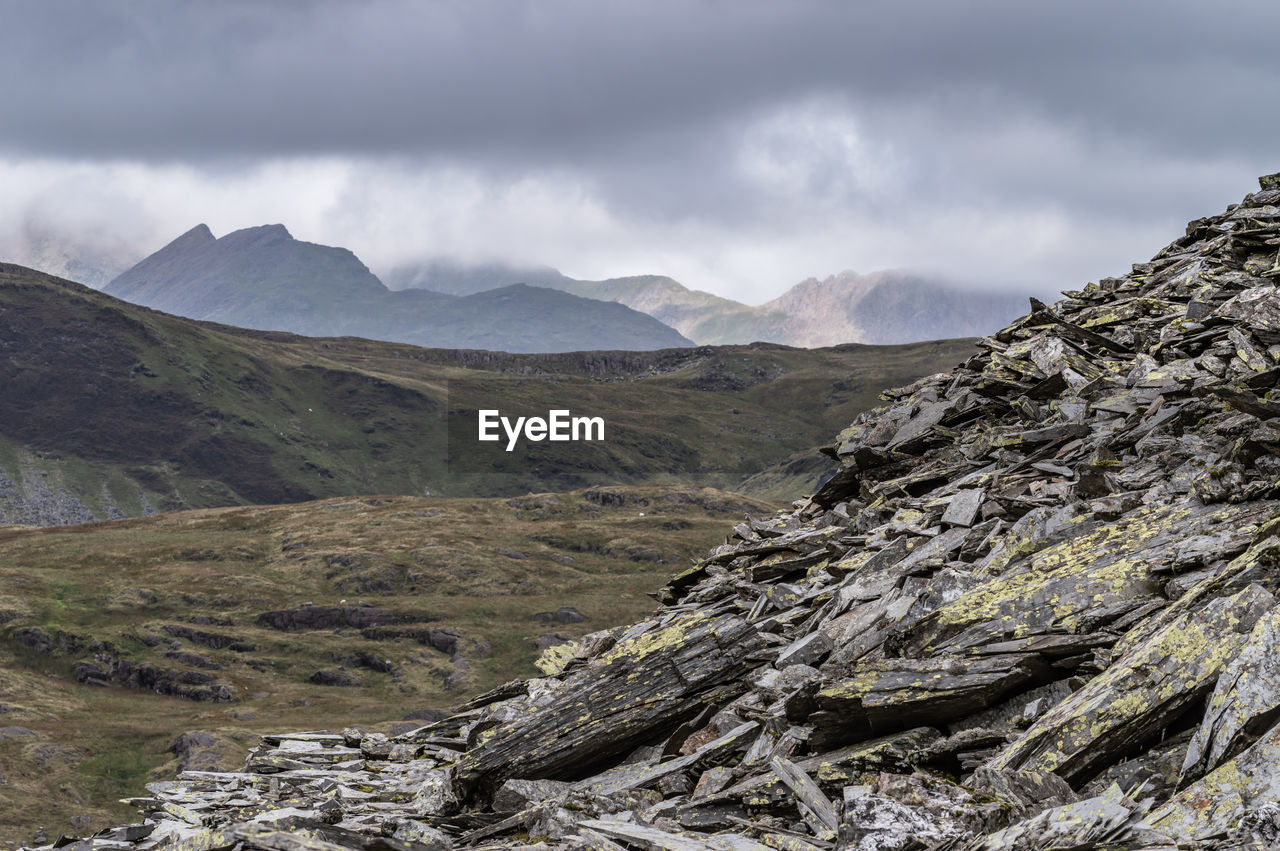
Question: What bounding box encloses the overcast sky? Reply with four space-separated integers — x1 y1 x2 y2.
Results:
2 0 1278 303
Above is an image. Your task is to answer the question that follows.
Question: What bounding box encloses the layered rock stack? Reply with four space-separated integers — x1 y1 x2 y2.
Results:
44 174 1280 849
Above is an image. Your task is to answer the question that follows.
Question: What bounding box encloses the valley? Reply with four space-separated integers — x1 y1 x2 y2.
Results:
0 263 976 523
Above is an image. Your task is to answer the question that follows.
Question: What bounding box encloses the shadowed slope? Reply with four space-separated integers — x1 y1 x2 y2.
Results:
0 263 976 522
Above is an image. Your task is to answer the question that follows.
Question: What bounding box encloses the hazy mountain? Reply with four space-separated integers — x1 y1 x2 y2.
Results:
553 274 783 344
386 260 1030 346
104 225 693 352
758 269 1030 347
382 258 573 295
557 271 1030 345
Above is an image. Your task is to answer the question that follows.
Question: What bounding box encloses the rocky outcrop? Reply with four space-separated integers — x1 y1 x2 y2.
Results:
8 626 236 702
40 173 1280 848
163 730 258 774
309 669 362 687
531 606 586 624
255 605 435 632
75 643 235 702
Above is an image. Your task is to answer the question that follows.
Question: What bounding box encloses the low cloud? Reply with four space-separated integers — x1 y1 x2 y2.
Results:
1 2 1276 301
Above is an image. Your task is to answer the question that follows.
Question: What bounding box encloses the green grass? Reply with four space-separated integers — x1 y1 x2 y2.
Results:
0 265 975 519
0 484 777 841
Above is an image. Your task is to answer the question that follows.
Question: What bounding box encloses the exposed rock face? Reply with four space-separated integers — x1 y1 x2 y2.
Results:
255 605 434 632
43 173 1280 848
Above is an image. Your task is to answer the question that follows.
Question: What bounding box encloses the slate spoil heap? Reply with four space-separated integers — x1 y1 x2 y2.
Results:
41 173 1280 850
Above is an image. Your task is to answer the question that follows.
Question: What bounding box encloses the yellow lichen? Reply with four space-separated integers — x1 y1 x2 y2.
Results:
599 611 710 665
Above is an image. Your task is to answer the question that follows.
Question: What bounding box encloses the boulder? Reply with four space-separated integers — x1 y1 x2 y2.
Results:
309 669 361 687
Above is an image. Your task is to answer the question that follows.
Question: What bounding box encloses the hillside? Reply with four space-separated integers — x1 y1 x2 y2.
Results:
104 225 693 353
0 485 776 840
387 260 1030 346
62 172 1280 848
0 262 975 523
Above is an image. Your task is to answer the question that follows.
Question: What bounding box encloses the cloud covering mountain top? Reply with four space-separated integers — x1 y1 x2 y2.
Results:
1 1 1277 301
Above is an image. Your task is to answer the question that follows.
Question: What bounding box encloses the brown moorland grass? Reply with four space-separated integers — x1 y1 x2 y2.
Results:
0 484 778 841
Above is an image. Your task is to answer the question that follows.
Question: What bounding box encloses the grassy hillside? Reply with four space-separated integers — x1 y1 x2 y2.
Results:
0 485 776 841
0 263 976 522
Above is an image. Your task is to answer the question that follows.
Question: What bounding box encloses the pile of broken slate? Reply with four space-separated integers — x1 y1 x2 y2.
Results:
40 173 1280 850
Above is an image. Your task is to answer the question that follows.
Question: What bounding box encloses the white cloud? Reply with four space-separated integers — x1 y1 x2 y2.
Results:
734 96 902 211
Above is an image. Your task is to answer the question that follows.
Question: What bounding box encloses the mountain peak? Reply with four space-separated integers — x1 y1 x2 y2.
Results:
220 223 293 244
166 223 216 250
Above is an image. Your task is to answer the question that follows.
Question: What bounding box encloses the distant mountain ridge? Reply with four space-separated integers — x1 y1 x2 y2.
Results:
105 226 694 353
757 269 1030 347
385 260 1032 346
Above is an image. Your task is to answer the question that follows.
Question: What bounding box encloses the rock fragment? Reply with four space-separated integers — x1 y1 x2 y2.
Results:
987 584 1274 784
1182 603 1280 782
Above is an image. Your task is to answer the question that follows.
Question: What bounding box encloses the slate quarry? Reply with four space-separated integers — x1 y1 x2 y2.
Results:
38 173 1280 849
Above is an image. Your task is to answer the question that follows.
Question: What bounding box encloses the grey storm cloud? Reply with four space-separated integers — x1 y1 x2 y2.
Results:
3 0 1278 163
3 0 1280 300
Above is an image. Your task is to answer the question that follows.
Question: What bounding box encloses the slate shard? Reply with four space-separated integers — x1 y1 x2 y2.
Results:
36 174 1280 848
